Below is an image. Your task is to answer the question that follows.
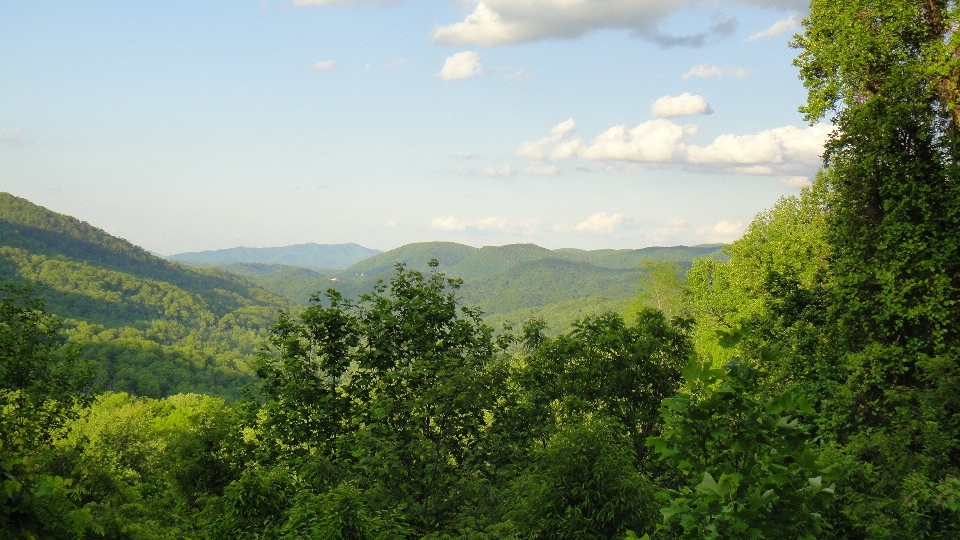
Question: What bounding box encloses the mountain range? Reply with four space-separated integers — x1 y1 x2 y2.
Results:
168 242 380 270
0 190 726 397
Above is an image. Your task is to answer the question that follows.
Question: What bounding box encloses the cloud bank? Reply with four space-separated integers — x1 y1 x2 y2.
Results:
516 118 832 175
432 0 810 47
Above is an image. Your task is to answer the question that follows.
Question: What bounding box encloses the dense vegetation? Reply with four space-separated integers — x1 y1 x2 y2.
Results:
205 242 723 332
0 193 290 398
4 1 960 537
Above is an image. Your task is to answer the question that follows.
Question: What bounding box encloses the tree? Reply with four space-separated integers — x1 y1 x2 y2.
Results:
0 281 95 539
647 360 834 540
794 2 960 536
249 261 497 535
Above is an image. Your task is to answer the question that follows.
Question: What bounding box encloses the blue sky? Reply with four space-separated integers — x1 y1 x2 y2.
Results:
0 0 823 255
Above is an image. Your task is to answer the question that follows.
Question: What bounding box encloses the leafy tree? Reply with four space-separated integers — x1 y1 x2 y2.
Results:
491 310 691 477
794 2 960 535
0 281 96 540
628 261 685 320
507 416 657 540
250 261 497 535
647 360 834 540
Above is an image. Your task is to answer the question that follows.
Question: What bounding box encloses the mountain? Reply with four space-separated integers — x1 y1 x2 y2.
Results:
208 241 725 333
168 242 380 269
0 192 290 398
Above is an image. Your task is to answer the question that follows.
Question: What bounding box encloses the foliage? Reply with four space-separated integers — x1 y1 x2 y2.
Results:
0 281 96 539
627 261 685 320
507 416 657 540
250 261 497 535
648 360 834 540
0 193 290 398
793 1 960 536
500 311 691 465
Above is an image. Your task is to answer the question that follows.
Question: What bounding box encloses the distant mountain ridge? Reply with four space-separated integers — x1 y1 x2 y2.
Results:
168 242 381 269
214 241 727 332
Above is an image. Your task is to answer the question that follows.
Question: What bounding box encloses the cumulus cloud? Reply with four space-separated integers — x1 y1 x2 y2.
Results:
517 117 830 175
484 163 514 177
579 119 697 162
312 60 336 71
516 118 581 160
651 92 713 118
431 215 468 231
697 220 744 243
524 163 559 176
686 123 833 167
385 220 398 227
437 51 484 81
682 64 750 79
747 12 802 41
575 212 623 235
458 150 478 159
432 0 806 47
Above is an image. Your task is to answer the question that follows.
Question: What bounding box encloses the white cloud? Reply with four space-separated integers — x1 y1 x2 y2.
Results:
515 117 830 175
312 60 336 71
484 163 514 177
364 62 372 71
579 119 696 162
687 123 832 167
683 64 723 79
780 175 812 188
458 151 477 159
437 51 484 81
651 92 712 118
385 219 398 227
682 64 751 79
432 0 806 47
575 212 623 235
431 215 468 231
697 220 745 243
516 118 581 160
0 127 21 143
524 163 559 176
747 12 802 41
475 216 508 230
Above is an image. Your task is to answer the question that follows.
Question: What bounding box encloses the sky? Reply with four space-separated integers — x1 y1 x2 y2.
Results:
0 0 825 255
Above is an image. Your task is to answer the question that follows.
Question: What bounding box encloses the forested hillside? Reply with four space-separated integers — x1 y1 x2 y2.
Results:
0 192 289 398
201 241 723 331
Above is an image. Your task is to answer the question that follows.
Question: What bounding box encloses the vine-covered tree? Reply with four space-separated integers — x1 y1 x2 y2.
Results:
794 1 960 536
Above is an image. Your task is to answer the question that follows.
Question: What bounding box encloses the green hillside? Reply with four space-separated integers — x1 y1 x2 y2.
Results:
168 242 380 269
0 192 289 398
195 241 723 334
342 241 478 276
